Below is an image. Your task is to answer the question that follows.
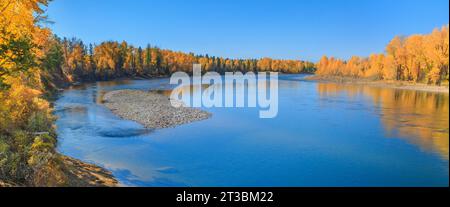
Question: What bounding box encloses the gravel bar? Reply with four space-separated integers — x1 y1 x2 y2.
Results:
102 90 211 129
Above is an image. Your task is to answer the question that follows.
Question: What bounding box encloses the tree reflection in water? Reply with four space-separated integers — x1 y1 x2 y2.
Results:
318 83 449 160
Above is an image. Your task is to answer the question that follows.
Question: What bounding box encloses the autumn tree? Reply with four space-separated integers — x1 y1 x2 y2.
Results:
1 0 68 186
315 25 449 85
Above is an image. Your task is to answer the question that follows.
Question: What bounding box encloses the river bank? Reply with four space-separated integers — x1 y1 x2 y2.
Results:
306 76 449 93
102 90 211 129
53 84 117 187
0 156 117 187
60 156 118 187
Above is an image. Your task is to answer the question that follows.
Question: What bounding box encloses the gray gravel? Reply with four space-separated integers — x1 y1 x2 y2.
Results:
102 90 211 129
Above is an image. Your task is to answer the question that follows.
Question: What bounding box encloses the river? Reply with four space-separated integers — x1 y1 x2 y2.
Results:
54 74 449 186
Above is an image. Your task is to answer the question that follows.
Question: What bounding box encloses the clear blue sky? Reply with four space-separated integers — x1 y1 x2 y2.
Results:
47 0 449 61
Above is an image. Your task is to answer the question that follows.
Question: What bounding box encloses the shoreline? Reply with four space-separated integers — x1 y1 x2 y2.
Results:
60 155 118 187
305 76 449 94
1 155 117 187
47 77 203 187
51 83 118 187
102 90 211 129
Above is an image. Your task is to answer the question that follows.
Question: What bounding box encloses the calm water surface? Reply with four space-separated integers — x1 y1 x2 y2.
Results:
55 74 449 186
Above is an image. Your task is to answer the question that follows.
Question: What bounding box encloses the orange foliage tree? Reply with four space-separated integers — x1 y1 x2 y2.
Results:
316 26 449 85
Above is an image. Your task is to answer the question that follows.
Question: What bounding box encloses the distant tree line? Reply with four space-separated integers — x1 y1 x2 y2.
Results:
51 38 316 82
316 25 449 85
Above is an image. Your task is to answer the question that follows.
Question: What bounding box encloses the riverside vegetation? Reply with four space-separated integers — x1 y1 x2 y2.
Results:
0 0 314 186
1 0 448 186
313 25 449 87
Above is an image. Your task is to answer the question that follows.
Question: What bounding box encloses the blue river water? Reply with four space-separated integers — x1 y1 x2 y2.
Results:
55 74 449 187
